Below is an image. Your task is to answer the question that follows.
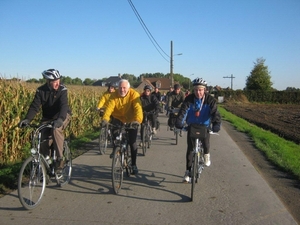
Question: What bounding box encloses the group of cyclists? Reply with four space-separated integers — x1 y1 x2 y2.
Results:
19 68 221 183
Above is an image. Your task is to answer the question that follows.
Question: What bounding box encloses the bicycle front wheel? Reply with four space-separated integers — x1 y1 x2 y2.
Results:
147 123 152 149
191 154 198 202
56 140 72 187
18 156 47 210
175 129 179 145
141 124 147 156
112 147 124 194
99 127 108 155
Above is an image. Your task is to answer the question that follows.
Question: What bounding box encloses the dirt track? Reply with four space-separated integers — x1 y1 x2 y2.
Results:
222 102 300 144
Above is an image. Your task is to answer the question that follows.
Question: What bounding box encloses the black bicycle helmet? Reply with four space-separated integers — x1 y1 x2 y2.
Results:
42 69 62 80
107 82 116 88
192 78 207 87
144 85 153 91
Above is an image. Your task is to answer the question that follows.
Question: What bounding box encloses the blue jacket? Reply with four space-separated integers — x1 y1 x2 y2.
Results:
175 93 221 128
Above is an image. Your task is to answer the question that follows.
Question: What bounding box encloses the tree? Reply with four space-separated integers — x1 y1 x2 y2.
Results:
245 58 273 91
83 78 94 85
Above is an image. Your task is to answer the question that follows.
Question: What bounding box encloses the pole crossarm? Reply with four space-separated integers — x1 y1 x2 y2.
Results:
223 74 235 90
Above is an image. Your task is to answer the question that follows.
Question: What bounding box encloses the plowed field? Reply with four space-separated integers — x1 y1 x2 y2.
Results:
222 102 300 144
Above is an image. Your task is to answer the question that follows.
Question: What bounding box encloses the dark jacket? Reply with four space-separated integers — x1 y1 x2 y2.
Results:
151 91 161 102
168 91 185 109
140 93 160 114
25 83 71 121
175 93 221 128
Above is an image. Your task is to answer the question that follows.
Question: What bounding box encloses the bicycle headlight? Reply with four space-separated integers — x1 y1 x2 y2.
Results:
30 148 37 155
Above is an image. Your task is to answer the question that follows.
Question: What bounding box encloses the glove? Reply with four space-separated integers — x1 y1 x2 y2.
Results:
131 121 140 128
101 120 108 127
19 119 30 128
212 123 220 133
53 118 64 129
175 119 183 129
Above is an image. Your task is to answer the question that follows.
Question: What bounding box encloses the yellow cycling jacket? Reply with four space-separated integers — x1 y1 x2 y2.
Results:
102 88 143 124
97 90 115 109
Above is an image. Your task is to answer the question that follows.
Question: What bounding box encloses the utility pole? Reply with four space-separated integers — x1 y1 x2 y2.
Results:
170 40 173 87
223 74 235 90
169 40 182 87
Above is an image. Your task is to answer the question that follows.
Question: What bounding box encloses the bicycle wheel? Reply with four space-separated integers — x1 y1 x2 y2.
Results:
175 129 179 145
191 153 198 202
112 147 123 194
147 123 152 149
107 128 113 147
56 140 72 187
99 127 108 155
141 124 147 156
18 156 47 210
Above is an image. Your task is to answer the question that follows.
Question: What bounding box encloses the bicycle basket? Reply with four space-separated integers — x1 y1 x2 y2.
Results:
189 124 207 139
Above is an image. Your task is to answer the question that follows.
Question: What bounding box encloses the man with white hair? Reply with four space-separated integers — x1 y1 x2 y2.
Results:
102 79 143 174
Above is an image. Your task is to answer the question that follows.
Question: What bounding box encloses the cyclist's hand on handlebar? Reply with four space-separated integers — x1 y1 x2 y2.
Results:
53 118 64 128
19 119 30 128
131 121 140 128
101 120 108 127
212 123 220 133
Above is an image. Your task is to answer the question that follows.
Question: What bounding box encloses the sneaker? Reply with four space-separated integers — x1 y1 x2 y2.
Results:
204 153 211 167
183 170 190 183
152 127 157 134
139 142 144 147
132 165 138 175
55 159 65 173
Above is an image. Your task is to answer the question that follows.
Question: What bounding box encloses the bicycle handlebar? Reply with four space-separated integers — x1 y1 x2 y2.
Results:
180 125 220 135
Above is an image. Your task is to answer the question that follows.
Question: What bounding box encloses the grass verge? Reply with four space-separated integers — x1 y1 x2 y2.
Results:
0 129 100 197
219 106 300 179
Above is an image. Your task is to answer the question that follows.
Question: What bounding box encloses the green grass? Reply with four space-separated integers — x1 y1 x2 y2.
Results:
0 129 100 197
219 106 300 179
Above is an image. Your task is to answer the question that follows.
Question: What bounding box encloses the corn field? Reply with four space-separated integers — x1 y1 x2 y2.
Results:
0 79 105 165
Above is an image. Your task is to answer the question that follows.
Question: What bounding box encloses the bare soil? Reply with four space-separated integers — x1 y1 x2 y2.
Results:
222 99 300 224
223 101 300 144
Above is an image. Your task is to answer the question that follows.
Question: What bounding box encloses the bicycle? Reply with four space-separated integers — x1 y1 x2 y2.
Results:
18 123 72 210
140 111 156 156
167 107 181 145
111 122 139 194
187 124 219 201
98 108 113 155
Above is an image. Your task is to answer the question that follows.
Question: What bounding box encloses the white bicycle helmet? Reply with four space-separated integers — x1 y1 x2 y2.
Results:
192 77 207 87
42 69 62 80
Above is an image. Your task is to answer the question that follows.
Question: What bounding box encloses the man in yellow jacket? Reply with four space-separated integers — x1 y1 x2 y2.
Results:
102 79 143 174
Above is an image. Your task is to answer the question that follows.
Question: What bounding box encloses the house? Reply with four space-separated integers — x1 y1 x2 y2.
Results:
136 76 173 93
92 74 122 87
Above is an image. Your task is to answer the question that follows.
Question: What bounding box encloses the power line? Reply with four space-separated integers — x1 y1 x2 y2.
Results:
127 0 170 62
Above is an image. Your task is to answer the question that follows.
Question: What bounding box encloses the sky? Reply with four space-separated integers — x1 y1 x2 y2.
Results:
1 0 299 90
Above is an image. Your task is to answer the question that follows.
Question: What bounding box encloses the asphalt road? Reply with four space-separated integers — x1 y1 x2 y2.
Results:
0 114 297 225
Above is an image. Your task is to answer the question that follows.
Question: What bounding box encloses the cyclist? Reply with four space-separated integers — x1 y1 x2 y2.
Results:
175 78 221 182
165 86 174 114
97 82 116 112
101 79 143 174
140 85 160 142
167 83 185 130
19 69 72 172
